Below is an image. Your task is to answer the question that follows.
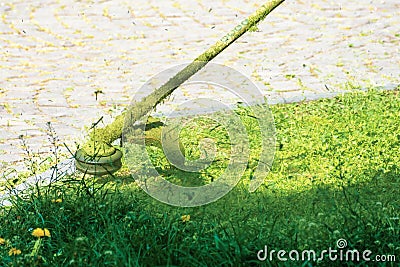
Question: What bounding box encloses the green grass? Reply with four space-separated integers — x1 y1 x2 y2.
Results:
0 88 399 266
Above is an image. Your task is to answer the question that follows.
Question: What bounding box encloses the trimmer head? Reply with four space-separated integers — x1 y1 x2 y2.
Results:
74 146 123 176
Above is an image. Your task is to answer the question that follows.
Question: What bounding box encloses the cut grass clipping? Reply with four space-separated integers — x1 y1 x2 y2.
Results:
0 88 399 266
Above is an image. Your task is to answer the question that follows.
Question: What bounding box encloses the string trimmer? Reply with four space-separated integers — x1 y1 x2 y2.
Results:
75 0 285 176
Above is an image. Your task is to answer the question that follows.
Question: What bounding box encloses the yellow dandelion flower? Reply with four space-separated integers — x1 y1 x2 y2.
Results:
8 247 21 256
51 198 62 203
32 228 51 238
0 237 5 245
181 215 190 222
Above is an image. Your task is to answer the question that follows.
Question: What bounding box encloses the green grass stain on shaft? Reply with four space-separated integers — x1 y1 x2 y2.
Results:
85 0 285 154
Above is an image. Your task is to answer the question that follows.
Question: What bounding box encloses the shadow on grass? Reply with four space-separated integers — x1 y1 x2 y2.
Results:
0 164 398 267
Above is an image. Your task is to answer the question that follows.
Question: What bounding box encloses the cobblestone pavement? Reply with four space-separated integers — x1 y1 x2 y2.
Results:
0 0 399 173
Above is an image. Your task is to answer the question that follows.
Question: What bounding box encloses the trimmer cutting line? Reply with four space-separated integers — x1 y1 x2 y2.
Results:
75 0 286 176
